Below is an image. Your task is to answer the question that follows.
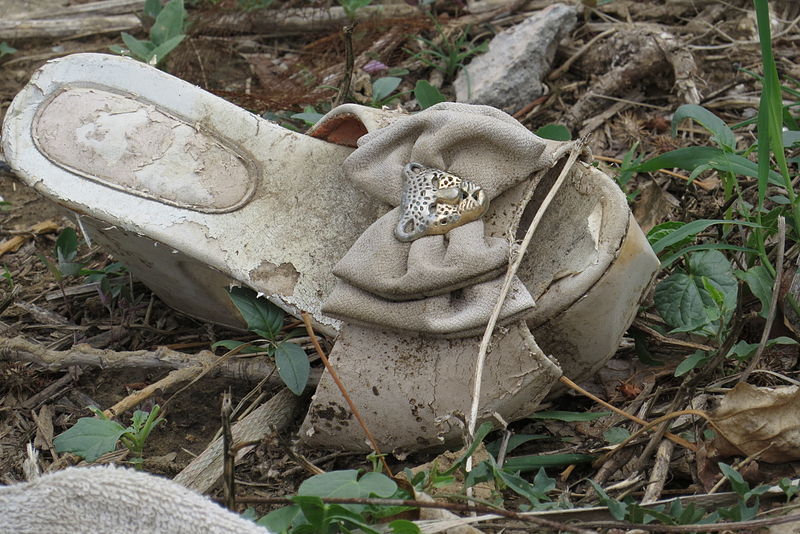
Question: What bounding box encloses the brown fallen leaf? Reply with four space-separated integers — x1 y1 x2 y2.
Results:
710 383 800 463
631 180 678 233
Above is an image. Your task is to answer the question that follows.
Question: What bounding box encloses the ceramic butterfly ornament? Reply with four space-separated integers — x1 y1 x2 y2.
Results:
395 162 489 242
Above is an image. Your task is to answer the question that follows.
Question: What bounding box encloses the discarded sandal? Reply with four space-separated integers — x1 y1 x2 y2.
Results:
2 54 659 453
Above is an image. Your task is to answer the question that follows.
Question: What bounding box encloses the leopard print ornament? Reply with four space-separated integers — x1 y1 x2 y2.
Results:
395 162 489 242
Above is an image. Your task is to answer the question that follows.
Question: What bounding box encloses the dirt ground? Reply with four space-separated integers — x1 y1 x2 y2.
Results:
1 0 800 530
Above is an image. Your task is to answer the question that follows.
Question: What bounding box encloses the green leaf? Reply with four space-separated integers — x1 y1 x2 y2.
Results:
339 0 372 17
257 504 301 532
754 0 793 216
631 329 663 366
439 422 493 476
719 462 749 496
646 221 693 253
589 481 628 520
326 504 379 533
144 0 163 18
121 32 155 61
783 130 800 148
291 107 324 126
502 453 595 472
603 427 631 445
649 218 762 255
532 467 557 496
636 147 783 186
534 124 572 141
779 478 800 502
148 33 185 66
414 80 445 110
227 286 284 339
727 340 758 362
389 519 421 534
637 146 721 173
674 350 708 377
55 228 78 264
655 273 711 331
372 77 402 102
655 250 736 331
53 417 127 462
687 250 737 310
299 470 361 498
240 507 258 521
493 465 543 504
701 276 726 310
150 0 187 45
292 495 327 527
485 434 549 457
529 410 611 422
58 262 83 277
464 460 492 488
0 41 17 57
727 337 797 362
357 472 397 498
736 265 773 318
671 104 736 151
659 243 757 270
274 342 310 395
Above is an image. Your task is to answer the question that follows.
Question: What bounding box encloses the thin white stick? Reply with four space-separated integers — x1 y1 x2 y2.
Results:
465 143 584 464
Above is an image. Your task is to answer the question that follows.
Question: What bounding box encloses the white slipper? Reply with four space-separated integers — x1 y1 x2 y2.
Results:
2 53 658 452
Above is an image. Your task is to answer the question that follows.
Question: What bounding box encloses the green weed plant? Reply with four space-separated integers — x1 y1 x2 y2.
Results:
215 287 310 396
406 20 487 86
39 228 132 317
626 0 799 375
54 405 164 467
110 0 188 66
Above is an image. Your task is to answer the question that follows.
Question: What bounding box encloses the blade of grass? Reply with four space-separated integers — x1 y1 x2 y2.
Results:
754 0 798 254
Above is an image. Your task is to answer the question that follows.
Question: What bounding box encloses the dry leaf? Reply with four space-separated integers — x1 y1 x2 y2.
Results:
631 181 678 233
710 383 800 463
